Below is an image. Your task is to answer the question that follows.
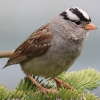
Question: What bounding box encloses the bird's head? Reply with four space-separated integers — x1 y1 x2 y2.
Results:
60 6 97 30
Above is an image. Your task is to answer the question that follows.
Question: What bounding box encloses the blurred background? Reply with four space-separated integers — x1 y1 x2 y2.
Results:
0 0 100 97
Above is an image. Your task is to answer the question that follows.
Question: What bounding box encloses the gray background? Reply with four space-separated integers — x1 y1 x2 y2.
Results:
0 0 100 97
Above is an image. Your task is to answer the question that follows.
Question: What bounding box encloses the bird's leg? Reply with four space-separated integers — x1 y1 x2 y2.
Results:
26 74 59 94
53 77 73 90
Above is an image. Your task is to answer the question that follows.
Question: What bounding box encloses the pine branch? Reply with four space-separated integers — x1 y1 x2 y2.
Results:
57 68 100 92
0 68 100 100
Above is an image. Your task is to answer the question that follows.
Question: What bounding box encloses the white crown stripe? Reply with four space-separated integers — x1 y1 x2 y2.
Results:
66 9 80 21
73 6 89 20
65 6 90 21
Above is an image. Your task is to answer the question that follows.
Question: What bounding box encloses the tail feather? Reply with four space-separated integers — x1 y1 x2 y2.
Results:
2 63 16 69
2 64 8 69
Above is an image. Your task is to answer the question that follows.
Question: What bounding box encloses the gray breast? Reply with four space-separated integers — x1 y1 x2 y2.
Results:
20 16 87 78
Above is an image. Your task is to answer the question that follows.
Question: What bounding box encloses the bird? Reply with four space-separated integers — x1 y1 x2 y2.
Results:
3 6 97 93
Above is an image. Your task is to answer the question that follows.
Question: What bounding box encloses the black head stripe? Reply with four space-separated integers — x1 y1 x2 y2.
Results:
60 11 69 20
60 11 82 25
60 7 91 23
69 8 91 22
88 16 91 22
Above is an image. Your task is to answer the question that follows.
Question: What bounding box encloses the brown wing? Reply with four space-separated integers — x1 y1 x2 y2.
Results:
3 24 52 68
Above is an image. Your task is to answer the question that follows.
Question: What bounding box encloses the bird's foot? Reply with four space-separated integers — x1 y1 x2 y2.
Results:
26 74 59 98
53 77 73 90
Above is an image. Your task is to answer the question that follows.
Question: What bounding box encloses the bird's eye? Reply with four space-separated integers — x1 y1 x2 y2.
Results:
74 21 81 25
87 22 90 24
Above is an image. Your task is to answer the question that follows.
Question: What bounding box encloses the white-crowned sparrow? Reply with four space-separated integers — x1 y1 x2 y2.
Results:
3 6 97 92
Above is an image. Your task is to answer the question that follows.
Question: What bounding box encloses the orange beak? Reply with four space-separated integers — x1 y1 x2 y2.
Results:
84 22 97 30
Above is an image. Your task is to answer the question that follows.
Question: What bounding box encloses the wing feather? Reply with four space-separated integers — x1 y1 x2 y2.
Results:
3 24 52 68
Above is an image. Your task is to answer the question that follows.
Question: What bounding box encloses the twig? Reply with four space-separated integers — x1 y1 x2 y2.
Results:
0 50 14 58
